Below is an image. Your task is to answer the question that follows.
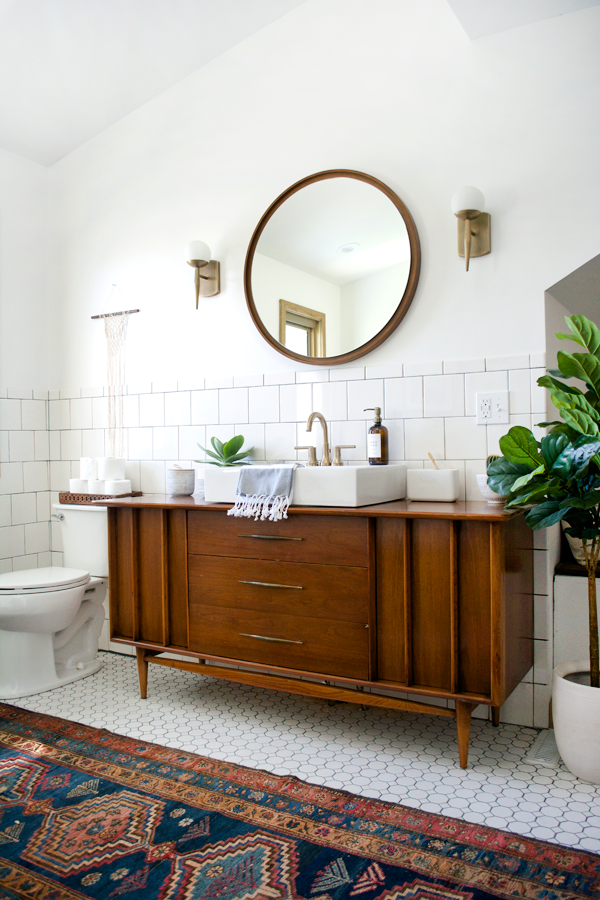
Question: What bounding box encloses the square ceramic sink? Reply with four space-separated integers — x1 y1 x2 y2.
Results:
203 465 406 508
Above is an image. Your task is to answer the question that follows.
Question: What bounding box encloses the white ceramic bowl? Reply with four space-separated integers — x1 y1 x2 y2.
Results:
476 473 507 505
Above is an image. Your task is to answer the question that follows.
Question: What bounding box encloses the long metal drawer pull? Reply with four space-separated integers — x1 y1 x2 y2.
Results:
239 633 304 645
239 580 303 590
238 534 303 541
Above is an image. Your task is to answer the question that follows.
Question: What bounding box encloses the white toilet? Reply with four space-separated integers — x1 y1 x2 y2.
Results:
0 504 109 699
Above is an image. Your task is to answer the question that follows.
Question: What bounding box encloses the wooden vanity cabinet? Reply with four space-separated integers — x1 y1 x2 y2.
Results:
106 498 533 768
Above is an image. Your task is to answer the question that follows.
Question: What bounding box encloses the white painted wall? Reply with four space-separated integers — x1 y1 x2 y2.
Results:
0 149 47 389
41 0 600 388
252 253 342 356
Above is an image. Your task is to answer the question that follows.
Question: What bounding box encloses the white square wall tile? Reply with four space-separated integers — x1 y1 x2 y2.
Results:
23 461 47 493
530 368 547 414
69 398 93 430
12 555 38 570
49 399 70 430
220 388 248 425
264 372 295 385
330 367 364 382
36 492 50 523
443 358 485 374
9 431 35 461
37 551 52 567
140 461 166 493
81 386 104 398
264 424 297 460
296 370 329 384
445 417 487 460
34 431 49 461
465 459 487 500
0 496 10 527
534 639 551 685
329 421 367 461
404 418 445 460
486 414 530 456
25 521 50 555
131 430 155 464
0 525 25 559
92 397 108 429
385 419 405 461
279 384 312 423
21 399 47 430
11 493 37 525
179 426 206 461
191 390 219 425
233 374 263 387
0 431 8 463
530 351 546 369
0 560 12 574
534 594 550 640
348 380 383 420
140 393 165 426
7 387 32 400
123 395 140 428
500 681 533 727
312 382 347 422
153 427 179 460
508 369 531 415
365 364 403 380
50 461 71 492
125 460 141 491
32 389 48 400
0 462 24 494
49 431 61 460
165 391 191 427
423 374 465 418
82 429 105 458
486 354 529 371
152 380 177 393
384 377 423 419
235 424 265 461
533 683 551 728
465 371 508 416
205 376 234 390
403 360 443 377
0 399 22 430
249 386 279 423
60 430 82 461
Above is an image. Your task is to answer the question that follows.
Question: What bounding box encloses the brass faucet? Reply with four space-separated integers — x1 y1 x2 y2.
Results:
306 411 331 466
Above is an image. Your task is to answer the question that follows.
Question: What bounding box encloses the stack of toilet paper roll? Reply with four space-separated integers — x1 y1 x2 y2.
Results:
69 458 131 495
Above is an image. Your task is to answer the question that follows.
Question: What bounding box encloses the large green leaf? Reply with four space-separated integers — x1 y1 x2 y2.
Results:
560 408 600 436
537 374 583 396
557 351 600 397
510 465 545 492
557 315 600 358
549 388 600 420
540 432 570 470
525 502 571 530
211 436 225 457
222 435 245 459
498 426 542 468
486 458 534 495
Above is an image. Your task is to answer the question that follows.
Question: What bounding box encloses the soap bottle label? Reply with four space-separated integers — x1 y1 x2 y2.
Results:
367 433 382 457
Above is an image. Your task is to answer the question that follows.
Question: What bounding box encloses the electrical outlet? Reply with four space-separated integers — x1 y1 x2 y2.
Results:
476 390 509 425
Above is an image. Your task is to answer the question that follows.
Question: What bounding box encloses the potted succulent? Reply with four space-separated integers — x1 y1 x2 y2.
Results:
487 314 600 783
194 435 254 501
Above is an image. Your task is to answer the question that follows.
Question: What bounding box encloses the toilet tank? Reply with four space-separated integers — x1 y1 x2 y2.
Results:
53 504 109 577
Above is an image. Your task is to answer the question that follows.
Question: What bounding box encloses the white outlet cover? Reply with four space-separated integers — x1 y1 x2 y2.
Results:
476 390 509 425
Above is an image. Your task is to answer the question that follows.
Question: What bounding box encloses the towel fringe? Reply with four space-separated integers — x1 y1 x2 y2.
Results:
227 492 291 522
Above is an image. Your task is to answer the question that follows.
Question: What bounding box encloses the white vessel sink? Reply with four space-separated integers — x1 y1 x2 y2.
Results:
203 464 406 508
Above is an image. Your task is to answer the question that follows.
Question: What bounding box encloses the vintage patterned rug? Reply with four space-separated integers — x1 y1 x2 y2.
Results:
0 703 598 900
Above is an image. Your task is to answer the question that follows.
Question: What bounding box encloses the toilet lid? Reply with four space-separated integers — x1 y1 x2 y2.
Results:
0 567 90 593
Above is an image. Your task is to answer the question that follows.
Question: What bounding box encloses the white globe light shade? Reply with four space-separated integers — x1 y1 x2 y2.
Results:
451 186 485 215
186 240 211 262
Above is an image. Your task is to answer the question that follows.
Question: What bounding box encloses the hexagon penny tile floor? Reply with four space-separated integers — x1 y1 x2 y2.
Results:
7 651 600 855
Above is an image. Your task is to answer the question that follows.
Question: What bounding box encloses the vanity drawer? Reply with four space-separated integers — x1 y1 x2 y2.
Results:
187 511 369 567
188 555 368 623
189 605 369 679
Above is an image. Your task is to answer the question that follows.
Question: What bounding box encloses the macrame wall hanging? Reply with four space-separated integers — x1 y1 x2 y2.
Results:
92 285 139 458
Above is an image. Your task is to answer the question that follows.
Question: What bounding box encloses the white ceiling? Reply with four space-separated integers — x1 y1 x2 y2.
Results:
1 0 598 167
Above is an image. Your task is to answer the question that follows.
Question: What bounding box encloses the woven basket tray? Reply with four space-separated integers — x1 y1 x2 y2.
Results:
59 491 143 505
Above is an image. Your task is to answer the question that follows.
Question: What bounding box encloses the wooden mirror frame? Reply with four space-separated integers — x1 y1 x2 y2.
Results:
244 169 421 366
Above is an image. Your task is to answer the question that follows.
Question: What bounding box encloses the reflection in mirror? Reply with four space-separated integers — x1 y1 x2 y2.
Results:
245 171 420 365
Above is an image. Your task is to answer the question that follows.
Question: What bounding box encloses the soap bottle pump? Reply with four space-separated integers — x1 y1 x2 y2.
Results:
364 407 388 466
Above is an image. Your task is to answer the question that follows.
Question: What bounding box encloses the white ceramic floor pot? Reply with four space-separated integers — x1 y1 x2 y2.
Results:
553 659 600 784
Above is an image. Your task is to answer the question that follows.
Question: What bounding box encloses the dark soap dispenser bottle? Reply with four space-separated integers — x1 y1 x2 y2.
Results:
364 407 388 465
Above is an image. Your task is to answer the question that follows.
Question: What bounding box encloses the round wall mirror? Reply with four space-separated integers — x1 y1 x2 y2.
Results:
244 169 421 366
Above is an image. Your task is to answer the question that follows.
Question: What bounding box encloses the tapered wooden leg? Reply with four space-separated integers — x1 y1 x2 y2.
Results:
136 648 149 699
456 701 477 768
491 705 500 727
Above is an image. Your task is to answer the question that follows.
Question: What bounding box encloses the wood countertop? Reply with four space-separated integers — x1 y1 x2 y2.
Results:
94 494 520 522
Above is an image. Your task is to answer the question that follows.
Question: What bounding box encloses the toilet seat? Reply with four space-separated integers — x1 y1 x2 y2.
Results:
0 567 90 594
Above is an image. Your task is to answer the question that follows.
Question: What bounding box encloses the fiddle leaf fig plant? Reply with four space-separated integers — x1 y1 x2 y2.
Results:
195 435 254 467
488 313 600 690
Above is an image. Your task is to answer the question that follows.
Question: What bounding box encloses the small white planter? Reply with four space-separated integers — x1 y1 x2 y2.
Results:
553 659 600 784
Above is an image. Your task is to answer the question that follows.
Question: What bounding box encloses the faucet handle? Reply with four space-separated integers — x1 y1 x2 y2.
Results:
333 445 356 466
295 445 318 466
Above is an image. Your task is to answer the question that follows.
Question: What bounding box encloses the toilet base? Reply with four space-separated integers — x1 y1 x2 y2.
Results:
0 630 103 700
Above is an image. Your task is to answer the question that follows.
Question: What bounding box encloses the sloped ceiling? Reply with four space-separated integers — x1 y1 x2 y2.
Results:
1 0 599 167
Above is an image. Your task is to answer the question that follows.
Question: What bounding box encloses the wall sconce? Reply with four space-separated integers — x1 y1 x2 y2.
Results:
451 187 491 271
186 241 220 308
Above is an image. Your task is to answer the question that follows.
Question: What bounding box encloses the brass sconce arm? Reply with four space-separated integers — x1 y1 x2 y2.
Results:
451 188 491 272
186 241 220 307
